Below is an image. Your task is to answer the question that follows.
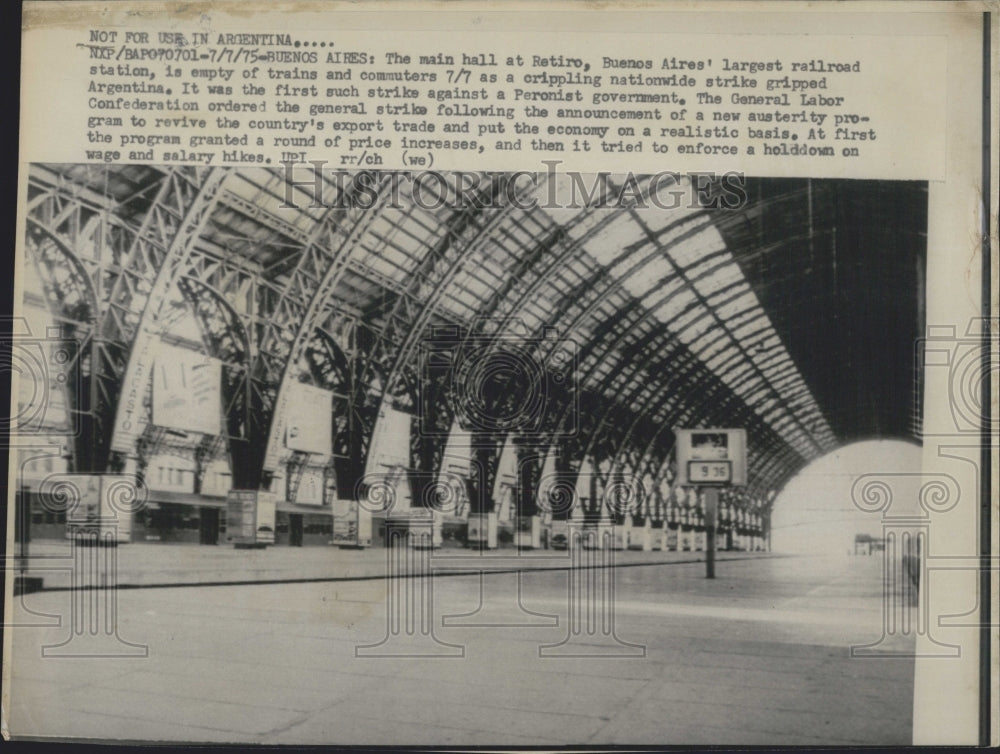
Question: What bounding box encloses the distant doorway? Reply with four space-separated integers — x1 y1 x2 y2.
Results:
199 507 220 545
289 514 304 547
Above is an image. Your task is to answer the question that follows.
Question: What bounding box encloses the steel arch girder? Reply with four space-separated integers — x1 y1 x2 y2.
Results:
530 226 734 461
23 166 231 472
449 182 705 462
356 177 519 488
108 167 233 462
258 176 393 479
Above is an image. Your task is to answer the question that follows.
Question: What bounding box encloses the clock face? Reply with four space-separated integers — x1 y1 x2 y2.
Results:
688 460 732 483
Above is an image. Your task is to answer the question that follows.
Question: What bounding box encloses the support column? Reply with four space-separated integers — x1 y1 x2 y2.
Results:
606 472 630 551
627 475 650 551
649 484 665 551
514 439 541 549
718 494 732 552
581 463 610 549
704 487 718 579
692 490 706 552
467 443 498 549
666 488 680 551
679 492 693 551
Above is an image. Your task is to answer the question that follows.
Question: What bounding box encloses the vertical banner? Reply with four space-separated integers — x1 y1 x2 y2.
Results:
438 420 471 512
492 437 518 509
293 466 326 506
152 344 223 435
364 407 412 476
108 168 230 453
363 406 414 511
284 383 334 454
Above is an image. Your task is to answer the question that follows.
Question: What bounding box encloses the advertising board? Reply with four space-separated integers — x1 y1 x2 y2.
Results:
331 498 372 548
226 490 274 546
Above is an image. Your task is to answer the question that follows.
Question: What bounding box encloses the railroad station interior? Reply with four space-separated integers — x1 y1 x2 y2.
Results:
13 166 926 554
7 165 940 746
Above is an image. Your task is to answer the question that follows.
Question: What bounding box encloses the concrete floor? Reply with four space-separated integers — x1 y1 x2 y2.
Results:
4 552 914 745
14 537 769 588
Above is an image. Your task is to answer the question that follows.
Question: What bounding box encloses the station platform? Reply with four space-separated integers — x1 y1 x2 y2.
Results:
11 539 771 590
4 552 914 745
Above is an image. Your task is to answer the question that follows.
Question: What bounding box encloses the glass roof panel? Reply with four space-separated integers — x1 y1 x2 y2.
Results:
711 288 755 320
705 346 739 373
540 173 612 226
696 265 748 301
666 223 726 270
579 213 651 267
611 253 674 299
669 302 708 335
650 286 698 323
642 179 703 233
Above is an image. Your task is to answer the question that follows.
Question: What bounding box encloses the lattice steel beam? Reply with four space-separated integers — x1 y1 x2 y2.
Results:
24 166 231 472
355 176 520 485
108 167 232 463
255 173 393 484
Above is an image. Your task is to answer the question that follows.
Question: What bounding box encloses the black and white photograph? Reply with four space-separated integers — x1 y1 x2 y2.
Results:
1 164 936 744
2 2 995 748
